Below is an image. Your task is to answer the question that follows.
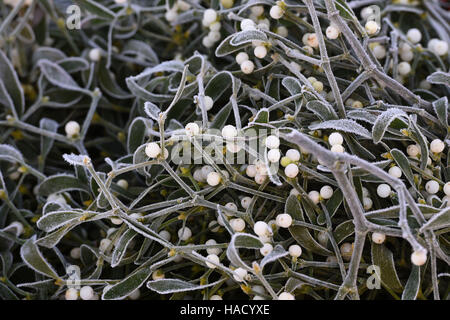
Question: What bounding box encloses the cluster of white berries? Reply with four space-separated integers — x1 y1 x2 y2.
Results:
307 76 324 93
65 286 97 300
235 51 255 74
202 9 222 48
328 132 344 153
165 1 191 23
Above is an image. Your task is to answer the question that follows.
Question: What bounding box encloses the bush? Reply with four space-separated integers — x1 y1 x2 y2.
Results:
0 0 448 300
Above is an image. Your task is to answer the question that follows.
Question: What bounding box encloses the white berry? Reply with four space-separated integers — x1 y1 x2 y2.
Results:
373 45 386 59
159 230 171 242
233 267 248 282
407 144 420 157
205 254 220 268
254 221 271 237
117 179 128 190
288 244 302 258
70 247 81 259
407 28 422 44
398 61 411 76
240 60 254 74
425 180 439 194
328 132 343 146
265 135 280 149
80 286 94 300
276 213 292 228
207 172 221 186
185 122 200 136
236 52 249 65
65 121 80 137
260 243 273 256
246 164 257 178
430 139 445 153
203 9 217 26
377 183 391 198
145 142 161 158
89 48 102 62
443 182 450 196
363 197 373 210
411 250 427 266
388 166 402 178
285 163 299 178
331 144 345 153
241 196 252 209
241 19 256 31
278 292 295 300
276 26 288 37
222 125 237 139
326 25 340 39
372 232 386 244
286 149 300 162
65 288 78 300
178 227 192 241
269 5 284 19
308 190 320 204
254 45 267 59
206 239 222 255
230 218 246 232
320 185 333 200
267 149 281 163
365 21 379 35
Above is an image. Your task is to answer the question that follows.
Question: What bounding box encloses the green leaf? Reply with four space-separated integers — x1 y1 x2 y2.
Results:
20 237 59 279
402 265 420 300
420 208 450 232
37 174 91 197
287 195 332 256
215 34 251 57
333 220 355 244
432 96 448 129
38 59 82 92
127 117 153 154
37 210 85 232
409 116 429 170
390 149 416 188
226 233 263 269
230 30 268 46
147 278 223 294
210 103 232 129
78 0 116 20
39 118 58 158
334 0 356 20
306 100 338 121
260 244 289 269
111 229 138 267
0 50 24 116
309 119 371 139
0 144 24 163
372 108 408 144
102 266 153 300
427 71 450 87
371 243 403 293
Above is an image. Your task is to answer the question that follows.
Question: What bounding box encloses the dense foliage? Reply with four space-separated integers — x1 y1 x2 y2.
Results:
0 0 449 300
